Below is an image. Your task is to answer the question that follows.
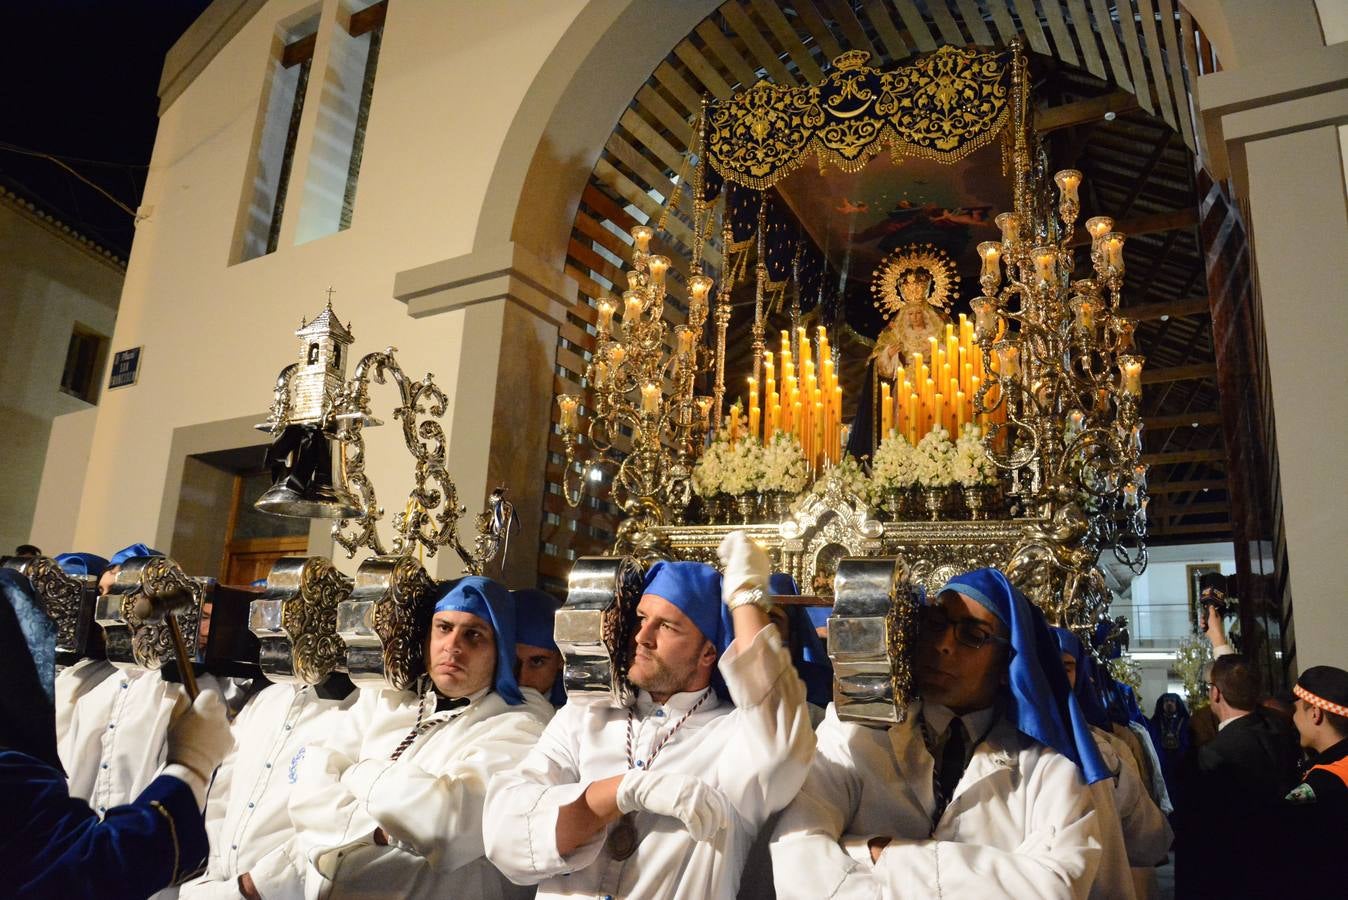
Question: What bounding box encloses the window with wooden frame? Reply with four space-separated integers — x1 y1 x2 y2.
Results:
59 323 109 404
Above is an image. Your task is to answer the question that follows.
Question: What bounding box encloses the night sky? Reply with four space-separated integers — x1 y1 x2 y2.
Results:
1 1 213 260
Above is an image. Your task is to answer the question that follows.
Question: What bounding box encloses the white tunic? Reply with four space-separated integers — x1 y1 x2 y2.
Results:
289 684 554 900
54 658 116 750
60 667 220 813
770 700 1103 900
484 625 815 900
179 683 356 898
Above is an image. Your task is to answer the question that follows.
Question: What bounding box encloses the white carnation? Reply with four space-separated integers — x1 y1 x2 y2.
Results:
913 426 956 488
693 434 731 496
760 432 809 493
812 453 872 503
720 437 764 496
951 422 999 486
872 430 919 490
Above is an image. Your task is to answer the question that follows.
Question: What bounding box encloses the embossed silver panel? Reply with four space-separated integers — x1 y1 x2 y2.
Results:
558 556 645 706
335 554 434 691
250 556 351 684
95 557 205 672
829 557 919 726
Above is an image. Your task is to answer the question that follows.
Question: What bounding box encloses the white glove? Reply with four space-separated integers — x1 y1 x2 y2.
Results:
616 770 730 841
166 689 232 782
717 530 770 605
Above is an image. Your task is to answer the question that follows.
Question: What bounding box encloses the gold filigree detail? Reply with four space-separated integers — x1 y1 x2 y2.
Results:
370 555 436 691
283 557 351 685
707 46 1010 189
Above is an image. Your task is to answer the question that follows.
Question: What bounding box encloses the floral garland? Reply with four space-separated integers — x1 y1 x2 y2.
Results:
913 426 956 488
951 423 998 487
871 430 919 490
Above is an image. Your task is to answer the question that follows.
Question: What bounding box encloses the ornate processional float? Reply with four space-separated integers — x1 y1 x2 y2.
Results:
553 41 1149 722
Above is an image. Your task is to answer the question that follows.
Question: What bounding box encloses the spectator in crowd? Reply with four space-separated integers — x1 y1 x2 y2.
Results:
1147 692 1191 810
1276 665 1348 894
1174 654 1299 898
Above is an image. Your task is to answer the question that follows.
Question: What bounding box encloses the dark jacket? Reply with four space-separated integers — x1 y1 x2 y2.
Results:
1175 707 1301 899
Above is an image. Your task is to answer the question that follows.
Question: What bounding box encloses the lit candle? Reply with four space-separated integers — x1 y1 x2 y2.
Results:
695 396 712 429
641 382 661 415
688 274 714 308
1070 296 1099 339
1066 408 1086 438
1133 464 1148 493
955 390 966 429
608 345 625 369
748 378 759 435
596 299 615 336
995 343 1020 379
627 271 642 292
647 254 670 287
933 393 945 436
1053 168 1082 206
1119 355 1144 396
675 325 695 360
995 211 1023 244
630 224 653 253
623 290 643 322
557 394 579 432
1102 232 1126 274
1032 246 1057 286
1123 484 1139 509
881 382 892 437
592 359 609 387
1086 216 1113 245
978 241 1002 286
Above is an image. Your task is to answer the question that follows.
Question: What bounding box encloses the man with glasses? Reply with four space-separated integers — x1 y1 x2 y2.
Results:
771 567 1112 899
1174 654 1299 898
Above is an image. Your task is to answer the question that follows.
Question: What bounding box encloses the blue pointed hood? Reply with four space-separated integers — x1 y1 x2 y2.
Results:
938 568 1111 784
431 576 523 706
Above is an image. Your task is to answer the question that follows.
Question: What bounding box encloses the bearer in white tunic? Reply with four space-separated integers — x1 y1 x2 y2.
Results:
242 576 553 900
484 533 816 900
771 567 1112 900
180 681 357 898
52 552 116 743
1054 627 1171 900
58 544 221 818
512 588 566 709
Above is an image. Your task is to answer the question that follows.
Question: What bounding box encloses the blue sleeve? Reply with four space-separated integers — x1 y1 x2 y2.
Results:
0 752 208 900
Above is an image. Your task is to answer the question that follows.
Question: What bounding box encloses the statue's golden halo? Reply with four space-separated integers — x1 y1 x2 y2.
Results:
870 243 958 318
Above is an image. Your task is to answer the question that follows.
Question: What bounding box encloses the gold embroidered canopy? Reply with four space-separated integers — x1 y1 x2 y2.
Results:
706 46 1011 189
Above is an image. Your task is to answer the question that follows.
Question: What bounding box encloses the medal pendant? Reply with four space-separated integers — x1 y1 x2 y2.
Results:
607 812 638 860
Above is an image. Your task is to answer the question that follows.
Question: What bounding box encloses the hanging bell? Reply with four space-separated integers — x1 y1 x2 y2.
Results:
255 423 363 519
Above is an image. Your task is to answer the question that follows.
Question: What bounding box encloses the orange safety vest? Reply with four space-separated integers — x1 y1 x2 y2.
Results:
1309 755 1348 788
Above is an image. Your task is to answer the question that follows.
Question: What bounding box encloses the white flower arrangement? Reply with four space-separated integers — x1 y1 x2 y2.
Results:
692 433 732 497
951 423 999 487
759 432 809 493
871 430 919 490
812 453 872 503
720 437 765 496
913 426 956 488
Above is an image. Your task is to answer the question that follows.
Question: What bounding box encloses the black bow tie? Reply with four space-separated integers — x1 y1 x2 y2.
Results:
435 695 472 713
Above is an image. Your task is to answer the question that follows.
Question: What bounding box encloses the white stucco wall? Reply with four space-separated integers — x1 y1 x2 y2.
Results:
0 196 122 554
62 0 587 572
